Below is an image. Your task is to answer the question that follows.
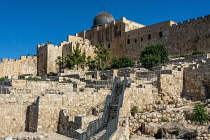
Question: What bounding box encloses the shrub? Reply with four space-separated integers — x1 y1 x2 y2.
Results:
59 80 71 83
131 106 138 116
47 72 57 76
161 118 169 122
140 44 168 69
110 56 134 69
191 103 209 124
0 77 8 81
26 77 46 81
179 54 189 57
192 51 206 55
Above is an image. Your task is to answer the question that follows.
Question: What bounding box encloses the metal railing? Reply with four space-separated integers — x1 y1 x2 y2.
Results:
73 77 128 140
75 118 103 140
99 77 128 139
0 86 10 94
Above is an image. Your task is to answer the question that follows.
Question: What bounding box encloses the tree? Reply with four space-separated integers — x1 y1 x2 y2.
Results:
140 43 168 69
65 43 86 70
94 44 110 70
191 103 209 125
86 56 96 70
73 43 82 70
55 56 64 73
79 51 86 70
110 56 134 69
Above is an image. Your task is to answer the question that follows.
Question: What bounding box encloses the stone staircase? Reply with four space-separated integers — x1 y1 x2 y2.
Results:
103 83 122 127
74 77 127 140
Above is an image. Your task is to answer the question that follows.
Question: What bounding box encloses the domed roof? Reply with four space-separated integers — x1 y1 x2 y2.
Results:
93 12 115 27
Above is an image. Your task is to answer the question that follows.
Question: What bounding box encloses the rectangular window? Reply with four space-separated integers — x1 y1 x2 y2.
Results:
135 39 137 43
127 39 130 44
148 34 151 40
141 38 143 41
159 32 163 37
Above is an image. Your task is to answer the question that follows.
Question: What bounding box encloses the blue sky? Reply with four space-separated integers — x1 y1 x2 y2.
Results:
0 0 209 60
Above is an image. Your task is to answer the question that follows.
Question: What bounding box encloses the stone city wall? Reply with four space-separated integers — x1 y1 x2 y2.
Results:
168 15 210 55
0 56 37 78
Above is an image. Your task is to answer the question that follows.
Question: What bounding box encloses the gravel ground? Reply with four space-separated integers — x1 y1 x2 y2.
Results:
0 132 73 140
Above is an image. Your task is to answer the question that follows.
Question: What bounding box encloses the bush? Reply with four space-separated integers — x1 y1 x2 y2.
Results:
140 44 168 69
47 72 57 76
59 80 71 83
191 103 209 124
131 106 138 116
0 77 8 81
26 77 46 81
192 51 206 55
110 56 134 69
161 118 169 122
179 54 189 57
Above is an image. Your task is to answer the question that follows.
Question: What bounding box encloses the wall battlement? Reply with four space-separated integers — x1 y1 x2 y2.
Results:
1 55 36 63
170 14 210 29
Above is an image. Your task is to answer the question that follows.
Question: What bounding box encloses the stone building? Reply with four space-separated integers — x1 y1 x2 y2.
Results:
0 11 209 76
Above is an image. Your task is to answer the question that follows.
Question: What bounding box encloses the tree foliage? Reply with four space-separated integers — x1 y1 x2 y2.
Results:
0 77 8 81
86 56 96 70
140 44 168 69
65 43 86 70
55 56 64 73
192 50 206 55
94 44 110 70
110 56 134 69
191 103 209 125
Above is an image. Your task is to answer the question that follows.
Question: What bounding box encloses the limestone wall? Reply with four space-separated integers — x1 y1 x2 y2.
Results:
37 43 62 75
31 89 109 133
58 109 98 137
0 94 37 135
120 83 159 118
159 70 183 97
11 80 73 88
183 63 210 101
0 56 37 78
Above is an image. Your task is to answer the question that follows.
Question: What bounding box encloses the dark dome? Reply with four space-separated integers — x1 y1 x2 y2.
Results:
93 12 115 27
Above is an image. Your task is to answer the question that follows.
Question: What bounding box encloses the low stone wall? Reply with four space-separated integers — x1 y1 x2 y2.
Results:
29 89 110 133
0 94 37 135
159 70 183 97
129 105 193 133
11 80 74 89
119 83 159 118
183 63 210 100
58 109 98 137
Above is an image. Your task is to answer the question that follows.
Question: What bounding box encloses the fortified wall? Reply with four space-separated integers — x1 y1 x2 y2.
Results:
125 15 210 59
0 56 37 78
37 36 96 76
76 13 210 60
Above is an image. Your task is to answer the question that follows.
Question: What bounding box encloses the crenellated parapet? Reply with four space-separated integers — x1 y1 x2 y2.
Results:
170 14 210 30
0 55 37 78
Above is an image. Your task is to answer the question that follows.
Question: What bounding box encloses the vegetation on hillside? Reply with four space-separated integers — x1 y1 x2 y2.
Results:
192 50 206 55
26 77 47 81
0 77 8 81
110 56 134 69
94 44 110 70
191 103 209 124
55 56 64 73
140 44 169 69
